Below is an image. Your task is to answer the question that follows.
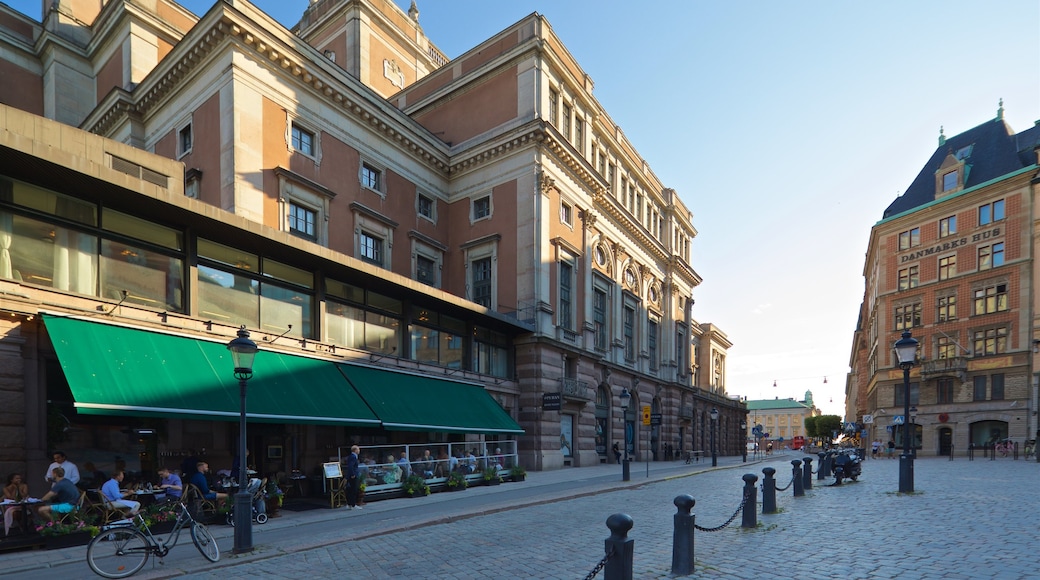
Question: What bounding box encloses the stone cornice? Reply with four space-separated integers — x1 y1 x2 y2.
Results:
83 8 451 172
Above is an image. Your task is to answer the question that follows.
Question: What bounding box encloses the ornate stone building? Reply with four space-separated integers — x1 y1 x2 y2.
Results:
0 0 741 487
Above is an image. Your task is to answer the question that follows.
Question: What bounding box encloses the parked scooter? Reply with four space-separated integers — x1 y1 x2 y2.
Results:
831 449 862 485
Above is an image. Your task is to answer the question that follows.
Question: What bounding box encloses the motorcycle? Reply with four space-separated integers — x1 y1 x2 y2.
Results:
831 449 862 485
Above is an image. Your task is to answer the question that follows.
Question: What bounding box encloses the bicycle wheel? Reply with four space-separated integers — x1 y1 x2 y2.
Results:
86 527 150 578
191 522 220 562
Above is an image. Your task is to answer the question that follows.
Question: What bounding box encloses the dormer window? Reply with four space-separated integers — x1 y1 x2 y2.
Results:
942 170 958 192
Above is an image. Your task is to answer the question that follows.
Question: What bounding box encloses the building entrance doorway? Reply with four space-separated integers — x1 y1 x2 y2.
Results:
938 427 952 456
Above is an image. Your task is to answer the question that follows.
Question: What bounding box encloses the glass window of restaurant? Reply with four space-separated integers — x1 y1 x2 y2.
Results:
197 239 313 338
409 308 465 368
325 279 401 354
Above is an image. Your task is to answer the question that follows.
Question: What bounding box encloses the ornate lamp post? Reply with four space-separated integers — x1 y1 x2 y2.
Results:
740 419 748 462
893 330 918 493
710 407 719 467
227 326 258 553
619 387 631 481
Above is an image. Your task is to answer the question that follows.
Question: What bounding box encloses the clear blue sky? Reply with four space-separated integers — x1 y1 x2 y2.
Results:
7 0 1038 416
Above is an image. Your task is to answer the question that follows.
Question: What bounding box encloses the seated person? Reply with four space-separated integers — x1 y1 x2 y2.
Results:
37 467 80 522
156 467 182 500
3 473 29 535
382 455 401 484
101 471 141 515
190 462 227 507
418 449 435 479
396 452 411 479
448 451 461 473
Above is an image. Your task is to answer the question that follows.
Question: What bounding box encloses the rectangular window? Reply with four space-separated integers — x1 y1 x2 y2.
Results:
291 124 314 156
978 243 1004 270
942 170 958 191
560 202 573 226
937 336 958 359
597 152 606 176
562 103 571 140
972 327 1007 356
472 257 492 307
178 124 192 156
559 260 573 330
473 196 491 220
417 194 434 219
973 376 987 401
360 163 381 191
288 203 317 241
894 303 921 330
973 284 1008 315
548 89 559 127
936 378 954 404
898 266 919 290
938 255 956 280
939 215 957 237
990 373 1004 400
894 381 920 406
593 288 607 351
623 305 636 362
648 319 658 370
607 163 616 195
898 227 920 251
573 118 584 155
359 232 383 266
675 323 687 376
416 255 435 286
978 199 1005 225
937 295 956 322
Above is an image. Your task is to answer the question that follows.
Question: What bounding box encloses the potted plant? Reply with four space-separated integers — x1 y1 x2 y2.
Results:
446 470 467 491
36 516 100 549
140 504 178 534
482 466 502 486
509 464 527 482
401 474 431 497
264 481 284 517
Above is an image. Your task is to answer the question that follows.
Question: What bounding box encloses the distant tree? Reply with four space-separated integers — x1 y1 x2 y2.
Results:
806 415 842 442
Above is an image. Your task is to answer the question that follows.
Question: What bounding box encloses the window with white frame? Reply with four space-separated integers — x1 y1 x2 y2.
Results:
593 284 608 352
472 195 491 221
178 122 193 157
288 202 317 241
417 193 436 222
623 299 636 362
291 124 314 156
416 255 436 287
463 236 498 310
560 201 573 226
472 257 492 307
562 103 571 141
411 236 444 288
648 318 659 370
548 88 559 127
360 162 383 193
359 231 384 266
285 115 322 163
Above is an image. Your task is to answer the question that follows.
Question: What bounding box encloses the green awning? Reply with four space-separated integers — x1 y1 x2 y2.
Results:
43 315 380 427
338 364 524 434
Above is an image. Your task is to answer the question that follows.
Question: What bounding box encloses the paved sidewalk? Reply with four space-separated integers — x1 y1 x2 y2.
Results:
4 452 1037 578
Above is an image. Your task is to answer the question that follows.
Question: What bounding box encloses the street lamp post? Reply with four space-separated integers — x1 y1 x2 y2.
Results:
619 388 631 481
894 330 918 493
710 407 719 467
740 419 748 463
227 326 258 554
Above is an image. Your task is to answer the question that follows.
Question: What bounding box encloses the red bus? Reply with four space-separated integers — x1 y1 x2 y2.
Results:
791 436 806 450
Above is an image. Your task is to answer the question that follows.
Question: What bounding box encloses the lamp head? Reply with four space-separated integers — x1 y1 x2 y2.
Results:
619 387 631 410
710 407 719 422
893 330 918 367
227 326 258 380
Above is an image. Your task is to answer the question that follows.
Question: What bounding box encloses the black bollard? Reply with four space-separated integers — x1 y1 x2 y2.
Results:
671 495 696 576
603 513 634 580
622 458 630 481
761 467 777 514
817 452 827 480
802 457 813 491
792 460 804 497
949 443 954 461
741 474 758 529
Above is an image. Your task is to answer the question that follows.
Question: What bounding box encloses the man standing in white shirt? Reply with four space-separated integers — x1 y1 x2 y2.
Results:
44 451 80 487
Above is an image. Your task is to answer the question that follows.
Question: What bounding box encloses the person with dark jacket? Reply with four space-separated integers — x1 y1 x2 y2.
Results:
612 442 621 464
345 445 361 510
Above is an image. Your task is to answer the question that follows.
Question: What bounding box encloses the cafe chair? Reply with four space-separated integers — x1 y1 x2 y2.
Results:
84 490 129 525
182 483 218 518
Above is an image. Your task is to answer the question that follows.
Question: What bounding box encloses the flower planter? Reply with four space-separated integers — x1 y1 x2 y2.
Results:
511 474 526 482
146 521 176 535
44 531 93 549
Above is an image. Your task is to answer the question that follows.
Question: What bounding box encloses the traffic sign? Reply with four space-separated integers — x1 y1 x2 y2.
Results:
642 405 651 426
893 416 905 425
650 412 662 426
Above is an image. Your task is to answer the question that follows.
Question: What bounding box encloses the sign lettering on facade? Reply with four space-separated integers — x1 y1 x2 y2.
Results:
542 392 561 411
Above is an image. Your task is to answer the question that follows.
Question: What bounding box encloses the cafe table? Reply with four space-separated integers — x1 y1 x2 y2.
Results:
2 498 42 536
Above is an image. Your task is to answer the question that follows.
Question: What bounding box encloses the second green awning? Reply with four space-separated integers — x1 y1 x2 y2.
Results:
338 364 524 434
44 315 380 427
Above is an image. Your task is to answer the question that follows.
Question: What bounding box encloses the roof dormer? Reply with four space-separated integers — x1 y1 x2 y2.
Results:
934 144 973 199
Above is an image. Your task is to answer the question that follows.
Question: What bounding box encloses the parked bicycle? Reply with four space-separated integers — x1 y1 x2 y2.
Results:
86 499 219 578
